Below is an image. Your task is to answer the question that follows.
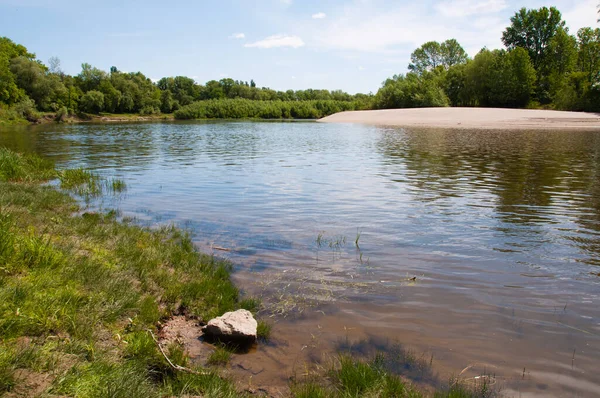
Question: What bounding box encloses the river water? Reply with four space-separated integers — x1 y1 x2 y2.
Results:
2 121 599 396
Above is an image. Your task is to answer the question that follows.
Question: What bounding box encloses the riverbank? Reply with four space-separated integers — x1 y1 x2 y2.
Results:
0 148 481 397
0 111 174 126
318 108 600 130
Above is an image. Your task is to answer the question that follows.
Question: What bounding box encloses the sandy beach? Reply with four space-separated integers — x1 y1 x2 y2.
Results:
318 107 600 130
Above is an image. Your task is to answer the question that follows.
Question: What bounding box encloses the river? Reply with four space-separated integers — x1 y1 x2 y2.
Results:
2 121 599 397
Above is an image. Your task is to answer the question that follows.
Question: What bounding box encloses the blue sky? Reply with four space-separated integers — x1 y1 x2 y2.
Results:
0 0 597 93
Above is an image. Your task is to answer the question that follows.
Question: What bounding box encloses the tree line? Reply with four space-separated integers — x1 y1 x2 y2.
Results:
1 5 599 123
0 38 372 122
375 6 600 111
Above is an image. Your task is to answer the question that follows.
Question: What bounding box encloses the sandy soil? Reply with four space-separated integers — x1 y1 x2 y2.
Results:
318 107 600 130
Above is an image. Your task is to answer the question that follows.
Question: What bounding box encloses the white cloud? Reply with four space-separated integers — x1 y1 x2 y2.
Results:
358 66 366 71
563 0 598 33
312 12 326 19
308 2 505 56
245 34 305 49
230 33 245 39
435 0 507 18
280 0 292 5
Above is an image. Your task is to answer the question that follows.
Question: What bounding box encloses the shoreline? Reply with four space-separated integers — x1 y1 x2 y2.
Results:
0 148 474 397
318 107 600 130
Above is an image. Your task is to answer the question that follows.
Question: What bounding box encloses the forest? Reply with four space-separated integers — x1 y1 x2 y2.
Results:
0 5 599 123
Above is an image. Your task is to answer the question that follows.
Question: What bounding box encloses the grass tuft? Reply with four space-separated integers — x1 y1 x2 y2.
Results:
257 320 272 341
207 345 232 366
0 148 55 182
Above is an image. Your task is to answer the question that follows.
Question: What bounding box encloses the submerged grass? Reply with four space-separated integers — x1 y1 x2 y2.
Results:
291 353 423 398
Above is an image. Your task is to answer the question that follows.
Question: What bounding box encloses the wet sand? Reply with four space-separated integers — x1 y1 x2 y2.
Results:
319 108 600 130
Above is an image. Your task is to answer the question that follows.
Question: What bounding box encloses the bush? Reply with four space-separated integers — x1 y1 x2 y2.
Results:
79 90 105 114
12 97 40 122
55 106 68 122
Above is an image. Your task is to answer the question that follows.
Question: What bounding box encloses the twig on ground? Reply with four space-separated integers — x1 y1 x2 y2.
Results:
147 329 207 375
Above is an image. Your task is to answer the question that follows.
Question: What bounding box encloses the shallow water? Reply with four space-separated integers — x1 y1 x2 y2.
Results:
2 121 600 396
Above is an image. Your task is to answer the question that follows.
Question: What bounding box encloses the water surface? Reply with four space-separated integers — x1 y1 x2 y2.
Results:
2 121 599 396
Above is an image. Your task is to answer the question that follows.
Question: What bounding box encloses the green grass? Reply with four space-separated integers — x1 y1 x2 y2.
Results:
207 345 232 366
0 106 28 126
0 148 247 396
257 320 272 341
291 353 423 398
0 148 56 182
290 352 500 398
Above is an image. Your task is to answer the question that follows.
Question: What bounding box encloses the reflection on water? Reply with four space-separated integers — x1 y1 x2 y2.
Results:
2 121 600 397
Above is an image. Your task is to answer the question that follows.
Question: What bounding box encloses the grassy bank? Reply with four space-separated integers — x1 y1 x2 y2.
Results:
0 148 247 396
0 148 493 397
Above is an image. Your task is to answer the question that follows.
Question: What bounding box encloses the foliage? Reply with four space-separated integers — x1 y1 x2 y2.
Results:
502 6 565 71
409 39 468 74
79 90 105 114
12 96 41 122
501 6 566 103
376 71 450 109
174 98 356 120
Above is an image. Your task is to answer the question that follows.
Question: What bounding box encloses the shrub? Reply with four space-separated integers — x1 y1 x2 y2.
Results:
13 97 40 122
79 90 105 114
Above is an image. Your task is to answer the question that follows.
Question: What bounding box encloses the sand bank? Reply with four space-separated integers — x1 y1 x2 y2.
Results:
318 107 600 130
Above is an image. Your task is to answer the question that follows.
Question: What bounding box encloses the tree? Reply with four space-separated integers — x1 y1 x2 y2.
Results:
48 57 63 76
441 39 469 68
546 28 578 99
10 56 67 110
98 80 121 113
409 39 468 74
502 7 565 69
77 63 107 92
464 48 536 108
409 42 443 74
0 55 22 104
375 72 450 109
0 37 35 104
577 28 600 82
79 90 104 114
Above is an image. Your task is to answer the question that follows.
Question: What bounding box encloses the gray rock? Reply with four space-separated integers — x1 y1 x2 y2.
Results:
203 309 257 343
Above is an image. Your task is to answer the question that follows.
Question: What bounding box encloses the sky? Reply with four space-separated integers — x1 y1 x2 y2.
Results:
0 0 598 94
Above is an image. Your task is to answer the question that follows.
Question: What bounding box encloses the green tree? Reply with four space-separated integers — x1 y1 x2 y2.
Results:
577 28 600 81
546 28 578 99
465 48 536 108
160 89 175 113
79 90 105 114
501 7 565 70
501 6 565 102
409 39 468 74
0 55 22 104
98 80 121 113
375 71 449 109
77 63 107 92
10 56 67 110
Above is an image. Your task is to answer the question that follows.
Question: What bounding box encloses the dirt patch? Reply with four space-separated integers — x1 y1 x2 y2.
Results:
5 369 53 398
159 316 213 364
